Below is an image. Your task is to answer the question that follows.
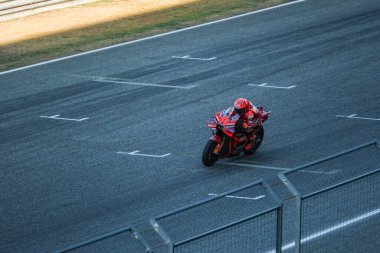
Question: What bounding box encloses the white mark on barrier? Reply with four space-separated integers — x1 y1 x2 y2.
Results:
117 150 171 158
172 55 217 61
248 83 296 89
336 114 380 121
264 208 380 253
208 193 265 200
73 75 197 89
223 162 339 175
299 169 341 175
221 162 289 171
40 115 89 122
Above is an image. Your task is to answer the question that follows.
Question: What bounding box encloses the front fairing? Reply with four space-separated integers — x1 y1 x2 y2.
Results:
207 107 240 136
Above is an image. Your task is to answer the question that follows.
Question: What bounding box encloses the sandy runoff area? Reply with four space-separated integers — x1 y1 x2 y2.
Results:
0 0 197 46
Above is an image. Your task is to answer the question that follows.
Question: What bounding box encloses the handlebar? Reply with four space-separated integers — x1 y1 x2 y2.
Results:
261 110 271 122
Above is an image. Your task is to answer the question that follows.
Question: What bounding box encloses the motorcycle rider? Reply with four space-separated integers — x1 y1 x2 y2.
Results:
232 98 263 151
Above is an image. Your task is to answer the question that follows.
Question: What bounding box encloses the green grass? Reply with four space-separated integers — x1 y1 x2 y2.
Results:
0 0 289 71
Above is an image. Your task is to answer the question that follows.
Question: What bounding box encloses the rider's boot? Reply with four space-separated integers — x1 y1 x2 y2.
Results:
244 133 255 151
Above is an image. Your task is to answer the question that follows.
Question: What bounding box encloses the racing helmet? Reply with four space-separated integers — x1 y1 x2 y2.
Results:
234 98 249 115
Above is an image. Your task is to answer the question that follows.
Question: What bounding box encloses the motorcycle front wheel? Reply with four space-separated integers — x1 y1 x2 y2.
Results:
202 140 218 166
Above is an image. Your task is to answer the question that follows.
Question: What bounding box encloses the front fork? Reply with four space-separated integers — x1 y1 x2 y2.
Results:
210 134 230 156
210 135 222 154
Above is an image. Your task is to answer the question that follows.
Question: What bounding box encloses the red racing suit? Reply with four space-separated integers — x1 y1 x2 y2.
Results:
232 100 263 145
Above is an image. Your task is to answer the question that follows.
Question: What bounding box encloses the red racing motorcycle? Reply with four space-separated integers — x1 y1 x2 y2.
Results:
202 107 270 166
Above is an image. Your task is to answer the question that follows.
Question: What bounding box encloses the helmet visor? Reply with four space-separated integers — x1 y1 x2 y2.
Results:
234 108 245 115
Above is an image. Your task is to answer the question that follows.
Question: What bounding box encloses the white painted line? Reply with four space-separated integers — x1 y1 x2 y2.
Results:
40 115 89 122
128 150 140 155
248 83 296 89
172 55 217 61
208 193 265 200
237 159 265 164
264 208 380 253
221 162 289 171
74 75 197 89
0 0 307 76
93 79 197 89
117 150 171 158
336 114 380 121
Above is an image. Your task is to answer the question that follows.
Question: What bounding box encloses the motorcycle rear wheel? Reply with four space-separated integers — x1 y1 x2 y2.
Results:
202 140 218 166
243 126 264 155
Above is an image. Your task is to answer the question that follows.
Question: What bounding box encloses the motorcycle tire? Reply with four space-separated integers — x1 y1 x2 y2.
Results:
243 126 264 155
202 140 218 166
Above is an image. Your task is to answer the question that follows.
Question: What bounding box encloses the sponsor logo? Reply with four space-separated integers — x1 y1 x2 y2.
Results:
230 115 239 120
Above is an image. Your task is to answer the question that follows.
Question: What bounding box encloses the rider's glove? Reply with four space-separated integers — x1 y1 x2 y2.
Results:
243 123 253 133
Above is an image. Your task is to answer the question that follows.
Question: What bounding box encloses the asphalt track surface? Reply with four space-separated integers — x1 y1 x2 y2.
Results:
1 0 380 252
